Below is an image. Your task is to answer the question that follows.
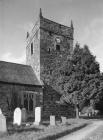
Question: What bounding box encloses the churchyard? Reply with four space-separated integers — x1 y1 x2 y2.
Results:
0 107 90 140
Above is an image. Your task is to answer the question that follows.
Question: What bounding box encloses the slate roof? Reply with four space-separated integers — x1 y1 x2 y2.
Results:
0 61 42 86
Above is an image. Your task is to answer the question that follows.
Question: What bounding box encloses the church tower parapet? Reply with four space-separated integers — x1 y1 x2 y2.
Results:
26 9 74 82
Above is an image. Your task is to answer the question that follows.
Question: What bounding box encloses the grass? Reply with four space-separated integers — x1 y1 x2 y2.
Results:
0 119 90 140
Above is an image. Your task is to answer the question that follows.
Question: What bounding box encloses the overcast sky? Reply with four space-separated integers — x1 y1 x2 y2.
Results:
0 0 103 71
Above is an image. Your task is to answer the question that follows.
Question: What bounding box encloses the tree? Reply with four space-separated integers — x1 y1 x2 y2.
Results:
52 43 102 117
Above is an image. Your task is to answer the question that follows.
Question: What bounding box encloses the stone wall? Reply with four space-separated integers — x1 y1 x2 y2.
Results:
26 20 41 80
40 15 73 79
40 28 72 78
26 15 73 81
0 82 43 118
42 84 75 120
39 16 74 118
26 14 74 119
40 17 73 39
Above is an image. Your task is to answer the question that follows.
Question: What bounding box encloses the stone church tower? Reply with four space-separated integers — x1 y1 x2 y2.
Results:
26 9 74 82
26 9 74 118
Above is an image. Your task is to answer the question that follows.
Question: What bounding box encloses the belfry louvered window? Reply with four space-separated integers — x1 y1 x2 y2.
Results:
31 42 33 55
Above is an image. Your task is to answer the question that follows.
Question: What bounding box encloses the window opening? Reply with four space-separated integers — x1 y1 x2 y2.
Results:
56 45 60 51
29 98 33 111
31 42 33 55
48 48 51 53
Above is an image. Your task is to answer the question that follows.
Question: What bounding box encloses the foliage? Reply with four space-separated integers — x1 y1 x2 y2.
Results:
50 43 103 112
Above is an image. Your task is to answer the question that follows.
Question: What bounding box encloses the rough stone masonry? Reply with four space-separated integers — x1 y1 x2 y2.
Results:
26 9 74 119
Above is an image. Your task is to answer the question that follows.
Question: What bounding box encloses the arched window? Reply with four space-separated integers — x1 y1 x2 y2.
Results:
23 93 34 111
29 98 33 111
56 45 60 51
24 98 28 111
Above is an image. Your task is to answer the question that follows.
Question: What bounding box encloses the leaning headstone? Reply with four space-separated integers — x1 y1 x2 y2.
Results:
21 108 27 122
61 116 66 124
0 110 7 133
50 115 55 126
34 107 41 125
13 107 22 126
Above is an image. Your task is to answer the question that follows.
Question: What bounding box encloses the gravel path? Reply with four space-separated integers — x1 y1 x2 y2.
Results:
57 120 103 140
83 124 103 140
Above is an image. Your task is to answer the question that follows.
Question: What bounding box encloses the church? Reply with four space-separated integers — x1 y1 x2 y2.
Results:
0 9 74 119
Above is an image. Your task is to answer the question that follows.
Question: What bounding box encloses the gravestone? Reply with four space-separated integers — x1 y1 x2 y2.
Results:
21 108 27 122
34 107 41 125
50 115 55 126
0 109 7 133
13 107 22 126
61 116 66 124
79 112 81 116
0 108 2 114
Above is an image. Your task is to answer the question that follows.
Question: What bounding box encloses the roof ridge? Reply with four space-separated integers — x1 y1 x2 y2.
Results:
0 60 30 67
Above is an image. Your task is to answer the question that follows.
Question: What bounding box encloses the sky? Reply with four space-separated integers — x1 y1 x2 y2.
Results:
0 0 103 71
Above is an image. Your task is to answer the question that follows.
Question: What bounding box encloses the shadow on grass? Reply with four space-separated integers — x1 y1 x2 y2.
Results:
39 123 88 140
42 121 49 126
7 125 43 135
80 115 103 120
